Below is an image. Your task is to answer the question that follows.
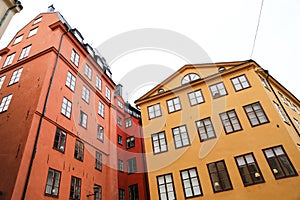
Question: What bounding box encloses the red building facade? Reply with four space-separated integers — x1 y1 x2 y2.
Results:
0 10 148 200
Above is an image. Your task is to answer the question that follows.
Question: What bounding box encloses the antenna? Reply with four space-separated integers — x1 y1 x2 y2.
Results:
250 0 264 58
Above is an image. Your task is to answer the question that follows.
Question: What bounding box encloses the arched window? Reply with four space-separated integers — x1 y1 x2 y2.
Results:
181 73 200 85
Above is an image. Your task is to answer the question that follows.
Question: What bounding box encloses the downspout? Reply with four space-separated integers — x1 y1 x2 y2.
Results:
0 1 23 27
21 27 70 199
138 118 150 200
265 70 300 137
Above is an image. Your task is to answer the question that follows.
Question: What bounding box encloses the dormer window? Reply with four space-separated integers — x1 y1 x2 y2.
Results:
158 88 164 94
181 73 200 85
218 67 226 72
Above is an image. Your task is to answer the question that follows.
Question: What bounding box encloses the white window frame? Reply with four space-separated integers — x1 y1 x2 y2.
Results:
97 125 104 142
95 76 102 91
0 75 6 89
81 85 90 103
0 94 13 113
125 118 132 128
13 35 23 45
85 64 92 80
3 53 16 67
8 67 23 85
70 49 80 67
273 101 289 123
33 17 42 24
66 71 76 91
79 111 88 128
61 97 72 118
19 45 31 60
28 27 38 37
105 86 111 100
98 101 105 118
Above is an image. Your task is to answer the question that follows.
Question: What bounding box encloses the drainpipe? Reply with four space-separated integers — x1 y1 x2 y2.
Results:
0 1 23 27
265 70 300 137
21 27 70 200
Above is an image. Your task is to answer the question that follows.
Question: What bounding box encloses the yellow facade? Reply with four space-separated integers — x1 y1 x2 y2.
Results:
136 60 300 200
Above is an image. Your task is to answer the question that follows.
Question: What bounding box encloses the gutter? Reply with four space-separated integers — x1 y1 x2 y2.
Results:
21 26 70 199
265 70 300 137
0 1 23 27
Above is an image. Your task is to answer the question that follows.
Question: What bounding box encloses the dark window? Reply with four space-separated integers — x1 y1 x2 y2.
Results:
70 176 81 200
219 110 242 134
231 74 250 91
172 125 190 149
207 160 233 193
263 145 298 179
95 151 102 171
151 131 168 154
127 158 137 174
118 135 123 145
148 103 162 119
195 117 216 141
157 173 176 200
180 167 202 198
119 189 125 200
79 111 88 128
126 136 135 149
209 82 227 98
117 116 123 126
45 168 61 197
166 97 181 113
94 185 102 200
235 153 264 186
74 140 84 161
243 102 269 126
97 125 104 142
53 128 66 153
71 49 80 66
129 184 139 200
118 159 124 172
188 89 204 106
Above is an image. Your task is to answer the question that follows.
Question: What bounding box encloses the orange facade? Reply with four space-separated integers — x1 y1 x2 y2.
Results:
0 11 147 200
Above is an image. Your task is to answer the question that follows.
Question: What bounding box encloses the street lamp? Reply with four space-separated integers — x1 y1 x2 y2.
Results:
86 186 99 197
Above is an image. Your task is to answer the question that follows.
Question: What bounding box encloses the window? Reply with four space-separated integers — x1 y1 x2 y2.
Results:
66 71 76 91
219 110 242 134
127 158 137 174
278 92 287 104
96 76 102 91
188 89 204 106
3 53 16 67
28 27 38 37
97 125 104 142
117 116 122 126
243 102 269 126
181 73 200 85
74 140 84 161
294 118 300 128
79 111 88 128
98 101 105 118
126 136 135 149
231 74 250 91
273 101 289 123
71 49 80 67
45 168 61 197
118 135 123 145
259 76 269 89
119 189 125 200
0 76 6 89
70 176 81 200
196 117 216 141
118 100 123 108
207 160 233 192
172 125 190 149
53 128 66 153
81 86 90 103
180 168 202 198
152 132 168 154
13 35 23 45
166 97 181 113
95 151 102 171
148 103 162 119
19 45 31 60
209 82 227 98
0 94 13 113
235 153 264 186
125 118 132 128
8 67 23 85
157 174 176 200
61 97 72 118
128 184 139 200
105 86 111 100
33 16 42 24
118 159 124 172
94 185 102 200
218 67 226 72
263 145 297 179
85 64 92 80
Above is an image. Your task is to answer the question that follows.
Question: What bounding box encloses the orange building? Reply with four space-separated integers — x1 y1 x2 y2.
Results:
135 60 300 199
0 8 147 200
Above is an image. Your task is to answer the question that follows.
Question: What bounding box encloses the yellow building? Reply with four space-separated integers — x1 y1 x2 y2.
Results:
0 0 22 39
135 60 300 200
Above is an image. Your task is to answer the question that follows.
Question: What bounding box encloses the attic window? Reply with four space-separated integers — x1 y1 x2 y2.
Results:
158 88 164 94
181 73 200 85
218 67 226 72
33 17 42 25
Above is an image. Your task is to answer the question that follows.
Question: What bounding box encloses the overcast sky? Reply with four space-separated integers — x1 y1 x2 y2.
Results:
1 0 299 102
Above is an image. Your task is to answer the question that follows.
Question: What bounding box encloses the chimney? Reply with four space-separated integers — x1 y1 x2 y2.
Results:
48 5 55 12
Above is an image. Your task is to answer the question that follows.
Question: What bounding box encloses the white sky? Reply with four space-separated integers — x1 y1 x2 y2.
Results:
1 0 299 102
